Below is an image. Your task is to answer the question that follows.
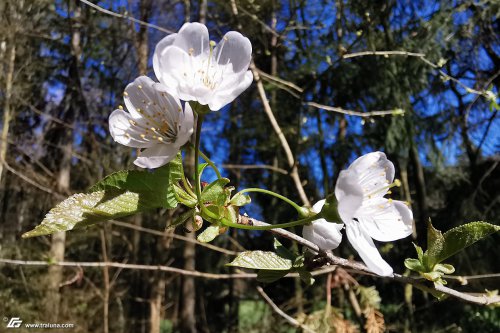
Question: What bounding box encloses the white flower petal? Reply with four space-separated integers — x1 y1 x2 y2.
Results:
134 144 179 169
108 109 154 148
174 102 194 147
174 22 209 56
303 219 343 251
153 33 177 84
208 71 253 111
349 152 395 199
312 199 326 213
345 221 393 276
152 23 253 111
214 31 252 73
156 46 194 97
334 170 364 223
124 76 159 119
356 198 413 242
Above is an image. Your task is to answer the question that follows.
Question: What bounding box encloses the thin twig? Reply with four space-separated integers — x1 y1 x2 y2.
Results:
343 50 491 98
256 68 303 93
0 258 337 280
256 286 316 333
2 161 59 196
250 62 310 206
307 101 404 118
342 50 426 59
244 218 500 306
79 0 173 34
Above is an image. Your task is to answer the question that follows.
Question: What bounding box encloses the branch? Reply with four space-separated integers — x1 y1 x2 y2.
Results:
239 216 500 306
256 286 316 333
307 101 404 118
249 62 310 206
0 258 336 280
342 50 491 98
79 0 173 34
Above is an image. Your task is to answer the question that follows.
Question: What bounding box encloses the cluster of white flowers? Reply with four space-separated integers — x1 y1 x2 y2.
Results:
303 152 413 276
108 23 412 276
109 22 253 168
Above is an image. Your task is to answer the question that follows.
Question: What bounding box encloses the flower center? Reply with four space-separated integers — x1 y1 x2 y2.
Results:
366 179 401 199
124 87 179 144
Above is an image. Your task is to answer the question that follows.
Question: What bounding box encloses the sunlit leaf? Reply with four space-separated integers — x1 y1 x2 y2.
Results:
22 156 183 238
197 225 220 243
227 251 293 270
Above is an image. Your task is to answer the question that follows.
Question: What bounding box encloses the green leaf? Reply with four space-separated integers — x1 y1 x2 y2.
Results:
413 243 424 262
197 163 209 177
273 238 296 261
426 221 500 267
23 191 147 237
197 225 220 243
404 258 426 273
257 269 289 283
201 178 230 205
90 154 182 207
222 205 239 225
227 251 293 270
434 263 455 274
22 157 183 238
230 193 251 207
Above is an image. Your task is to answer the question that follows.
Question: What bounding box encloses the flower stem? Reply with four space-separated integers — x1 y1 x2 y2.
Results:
220 215 318 231
179 154 197 198
198 150 222 179
194 114 204 204
234 188 307 216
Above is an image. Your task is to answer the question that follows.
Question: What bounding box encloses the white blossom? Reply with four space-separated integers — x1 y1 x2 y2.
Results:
302 200 343 251
109 76 194 169
153 22 253 111
304 152 413 276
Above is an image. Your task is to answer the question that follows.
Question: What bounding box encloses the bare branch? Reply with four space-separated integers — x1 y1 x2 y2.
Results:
242 217 500 306
256 68 303 93
250 62 310 206
342 50 426 59
307 101 404 118
342 50 491 98
256 286 316 333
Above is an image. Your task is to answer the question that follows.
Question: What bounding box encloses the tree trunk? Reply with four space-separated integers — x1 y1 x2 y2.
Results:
45 3 83 320
0 42 16 184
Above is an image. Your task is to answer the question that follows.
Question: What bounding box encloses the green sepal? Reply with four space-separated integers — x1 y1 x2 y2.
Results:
230 193 252 207
321 193 342 223
173 184 197 208
201 178 230 205
197 225 220 243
